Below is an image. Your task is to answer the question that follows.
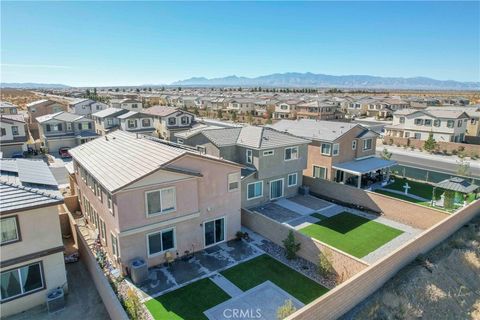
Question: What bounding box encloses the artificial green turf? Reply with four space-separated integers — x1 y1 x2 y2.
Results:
299 212 403 258
144 278 230 320
311 212 326 220
220 254 328 304
374 189 429 204
384 177 440 200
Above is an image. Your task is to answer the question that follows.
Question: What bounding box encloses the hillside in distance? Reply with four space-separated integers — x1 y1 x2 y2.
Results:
172 72 480 90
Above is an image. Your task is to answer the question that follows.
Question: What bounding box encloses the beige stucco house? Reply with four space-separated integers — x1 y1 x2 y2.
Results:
0 159 66 317
69 130 242 274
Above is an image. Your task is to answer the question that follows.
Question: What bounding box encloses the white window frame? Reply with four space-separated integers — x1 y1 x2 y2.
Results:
247 181 263 200
145 187 176 217
146 227 176 258
321 143 332 155
127 119 137 129
263 150 274 156
284 146 298 161
228 172 240 192
203 216 226 248
66 122 72 131
0 262 45 302
313 165 327 179
269 178 284 200
363 139 372 151
177 138 184 145
287 173 298 187
246 149 253 164
332 143 340 156
352 140 357 150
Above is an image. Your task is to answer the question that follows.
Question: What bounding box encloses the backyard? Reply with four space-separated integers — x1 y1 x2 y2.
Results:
299 212 404 258
144 254 328 320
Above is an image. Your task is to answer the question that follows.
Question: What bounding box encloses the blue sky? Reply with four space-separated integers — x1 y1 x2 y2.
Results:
1 1 479 86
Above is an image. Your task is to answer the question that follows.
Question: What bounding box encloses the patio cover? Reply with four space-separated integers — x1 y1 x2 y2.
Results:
332 157 397 175
434 177 479 194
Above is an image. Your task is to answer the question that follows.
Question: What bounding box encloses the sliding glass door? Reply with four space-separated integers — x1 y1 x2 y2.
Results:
204 217 225 247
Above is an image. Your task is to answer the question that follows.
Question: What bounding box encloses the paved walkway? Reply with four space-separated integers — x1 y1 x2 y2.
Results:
276 198 315 215
209 274 243 297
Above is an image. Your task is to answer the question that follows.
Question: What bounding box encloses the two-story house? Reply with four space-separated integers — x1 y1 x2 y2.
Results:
272 100 303 119
36 112 98 154
110 98 143 111
227 98 256 115
117 111 155 135
69 130 242 273
68 99 109 116
271 119 396 189
91 108 129 135
142 106 195 141
385 109 470 142
0 115 28 157
177 125 311 207
426 106 480 138
0 159 66 317
26 100 67 125
0 101 19 115
295 100 345 120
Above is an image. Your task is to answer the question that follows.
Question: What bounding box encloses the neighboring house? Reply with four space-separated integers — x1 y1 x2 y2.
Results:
365 98 410 119
0 101 19 115
426 106 480 138
91 108 129 135
69 130 242 273
142 106 195 141
385 109 470 143
272 100 303 119
270 119 396 189
36 112 98 154
0 159 66 317
68 99 108 116
25 100 67 125
295 100 344 120
178 125 311 207
227 98 256 115
110 99 143 111
0 115 28 158
117 111 155 135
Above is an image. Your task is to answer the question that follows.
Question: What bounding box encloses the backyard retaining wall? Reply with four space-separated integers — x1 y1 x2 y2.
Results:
287 200 480 320
242 209 369 281
64 204 129 320
383 136 480 156
303 176 448 230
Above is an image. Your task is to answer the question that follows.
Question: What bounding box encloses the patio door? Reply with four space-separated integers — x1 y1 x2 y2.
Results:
204 217 225 247
270 179 284 200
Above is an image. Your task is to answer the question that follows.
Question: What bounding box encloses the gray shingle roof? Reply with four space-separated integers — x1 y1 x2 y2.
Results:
92 107 128 118
36 111 84 123
269 119 360 142
0 159 62 213
435 177 478 193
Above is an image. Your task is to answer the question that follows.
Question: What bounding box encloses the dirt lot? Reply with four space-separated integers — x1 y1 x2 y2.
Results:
344 215 480 320
1 89 38 109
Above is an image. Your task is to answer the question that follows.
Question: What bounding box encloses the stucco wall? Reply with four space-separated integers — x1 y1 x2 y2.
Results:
383 137 480 155
287 200 480 320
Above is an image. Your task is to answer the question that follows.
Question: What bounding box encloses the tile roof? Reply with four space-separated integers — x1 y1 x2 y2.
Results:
269 119 360 142
0 159 62 213
0 114 25 123
36 111 85 123
143 105 178 117
91 107 128 118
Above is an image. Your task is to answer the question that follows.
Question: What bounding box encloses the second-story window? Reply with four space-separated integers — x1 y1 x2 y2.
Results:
424 119 432 126
414 119 424 126
433 120 441 127
263 150 274 156
142 119 151 127
228 172 240 192
457 120 462 127
321 143 331 155
399 117 405 124
67 123 72 131
0 128 5 136
0 216 20 245
246 149 253 164
284 146 298 160
128 119 137 129
447 120 454 128
168 117 176 125
363 139 372 151
181 116 189 125
352 140 357 150
145 187 176 216
332 143 339 156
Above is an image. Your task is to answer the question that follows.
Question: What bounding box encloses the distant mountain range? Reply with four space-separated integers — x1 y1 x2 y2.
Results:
1 82 70 89
172 72 480 90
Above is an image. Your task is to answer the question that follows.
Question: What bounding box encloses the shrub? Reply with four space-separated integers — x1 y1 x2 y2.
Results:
388 138 393 146
277 299 297 319
443 149 448 155
123 288 141 320
410 146 415 151
444 190 455 210
452 149 458 155
235 231 244 241
318 251 335 277
283 230 300 260
396 143 401 147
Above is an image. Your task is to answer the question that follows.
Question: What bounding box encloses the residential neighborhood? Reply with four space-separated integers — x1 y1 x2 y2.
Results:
1 1 479 320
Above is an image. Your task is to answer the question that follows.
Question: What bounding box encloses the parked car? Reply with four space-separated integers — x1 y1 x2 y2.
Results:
58 147 72 159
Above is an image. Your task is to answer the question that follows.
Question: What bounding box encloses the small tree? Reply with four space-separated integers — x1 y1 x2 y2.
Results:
282 230 300 260
318 251 334 277
457 159 471 177
277 299 296 319
217 109 223 119
246 113 253 124
123 288 141 319
444 190 455 210
230 111 237 122
423 133 437 153
381 148 392 160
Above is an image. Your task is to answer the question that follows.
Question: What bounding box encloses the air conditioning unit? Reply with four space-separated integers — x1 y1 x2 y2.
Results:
46 287 65 313
130 258 148 285
298 185 310 195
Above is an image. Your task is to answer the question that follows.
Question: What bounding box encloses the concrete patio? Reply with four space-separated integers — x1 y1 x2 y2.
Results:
138 240 262 299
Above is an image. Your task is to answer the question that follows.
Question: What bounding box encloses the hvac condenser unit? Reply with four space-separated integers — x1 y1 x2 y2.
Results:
130 258 148 285
46 287 65 313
